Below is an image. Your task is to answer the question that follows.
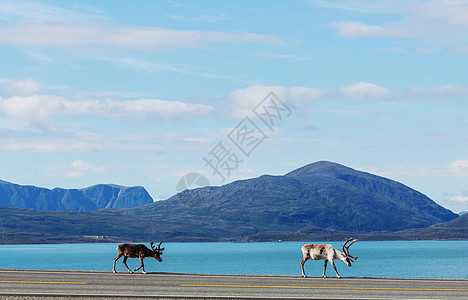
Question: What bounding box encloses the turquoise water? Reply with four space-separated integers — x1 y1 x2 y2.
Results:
0 241 467 279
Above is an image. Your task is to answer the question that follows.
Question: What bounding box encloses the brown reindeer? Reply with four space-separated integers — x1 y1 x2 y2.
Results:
300 238 358 278
112 242 164 274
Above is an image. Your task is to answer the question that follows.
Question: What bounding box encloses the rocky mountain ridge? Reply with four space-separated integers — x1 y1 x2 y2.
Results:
0 180 153 211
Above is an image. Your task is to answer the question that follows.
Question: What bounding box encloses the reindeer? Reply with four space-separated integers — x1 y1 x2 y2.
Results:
112 242 165 274
300 238 358 278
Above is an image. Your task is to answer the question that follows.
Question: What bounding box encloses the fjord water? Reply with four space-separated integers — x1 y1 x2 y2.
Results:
0 241 467 279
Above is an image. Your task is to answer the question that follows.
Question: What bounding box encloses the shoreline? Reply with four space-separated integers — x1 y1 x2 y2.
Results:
1 237 468 245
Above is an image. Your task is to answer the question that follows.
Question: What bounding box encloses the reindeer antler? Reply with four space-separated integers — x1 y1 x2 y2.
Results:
157 242 165 252
341 238 358 261
150 241 165 252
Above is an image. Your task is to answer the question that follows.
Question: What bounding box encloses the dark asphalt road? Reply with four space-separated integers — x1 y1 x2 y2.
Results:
0 269 467 299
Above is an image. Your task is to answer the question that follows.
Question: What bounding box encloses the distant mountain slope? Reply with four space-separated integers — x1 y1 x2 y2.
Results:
284 161 457 228
124 161 457 235
0 180 153 211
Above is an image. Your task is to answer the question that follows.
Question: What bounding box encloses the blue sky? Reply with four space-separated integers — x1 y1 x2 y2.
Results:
1 0 468 213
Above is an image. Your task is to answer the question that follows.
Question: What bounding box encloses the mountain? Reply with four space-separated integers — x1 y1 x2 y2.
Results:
0 180 153 211
0 161 461 243
283 161 457 230
142 161 456 235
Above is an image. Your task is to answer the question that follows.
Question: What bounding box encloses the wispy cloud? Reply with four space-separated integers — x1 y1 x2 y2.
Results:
66 159 106 177
447 160 468 174
248 52 310 62
328 0 468 52
0 0 106 22
3 78 45 95
0 128 211 153
333 21 418 39
0 21 282 51
313 0 405 14
362 160 468 178
450 193 468 202
106 56 250 82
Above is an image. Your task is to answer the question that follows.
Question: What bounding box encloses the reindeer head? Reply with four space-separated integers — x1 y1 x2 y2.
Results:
339 252 352 267
150 242 165 262
341 238 358 267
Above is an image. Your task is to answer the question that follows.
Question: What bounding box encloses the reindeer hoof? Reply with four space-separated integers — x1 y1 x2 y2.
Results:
128 271 133 274
301 274 307 278
112 270 116 273
143 271 147 274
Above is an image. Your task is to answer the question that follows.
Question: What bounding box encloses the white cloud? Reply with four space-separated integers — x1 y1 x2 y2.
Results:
221 84 325 119
336 82 391 101
415 0 468 27
333 21 416 39
0 21 282 50
336 82 468 101
430 84 468 97
115 98 214 119
5 81 465 126
445 190 468 203
447 160 468 173
221 82 468 118
0 94 214 122
329 0 468 51
67 159 105 177
451 195 468 202
4 78 44 95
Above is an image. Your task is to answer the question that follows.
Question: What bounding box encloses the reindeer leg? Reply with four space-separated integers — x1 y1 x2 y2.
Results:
330 260 341 278
134 258 142 271
135 257 147 274
113 253 123 273
300 257 309 278
322 260 328 278
141 257 147 274
122 256 133 273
